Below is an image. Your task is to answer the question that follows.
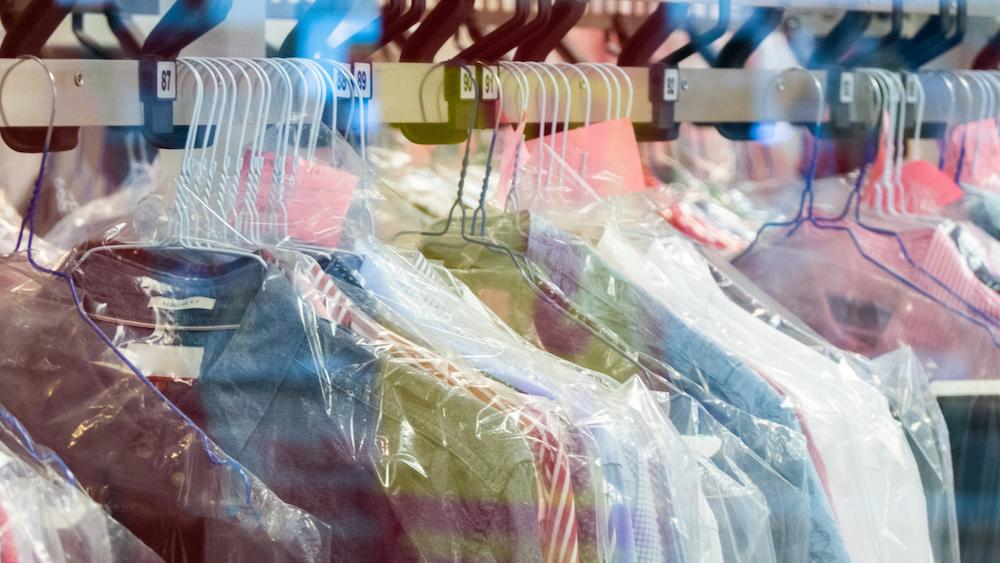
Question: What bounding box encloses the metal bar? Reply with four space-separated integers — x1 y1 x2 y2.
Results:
0 60 977 128
0 59 141 127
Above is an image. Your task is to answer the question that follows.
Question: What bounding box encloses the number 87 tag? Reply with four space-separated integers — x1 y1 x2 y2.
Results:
156 61 177 101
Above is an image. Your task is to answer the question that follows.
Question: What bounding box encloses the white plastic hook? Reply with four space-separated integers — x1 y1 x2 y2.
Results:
603 63 633 119
577 63 613 122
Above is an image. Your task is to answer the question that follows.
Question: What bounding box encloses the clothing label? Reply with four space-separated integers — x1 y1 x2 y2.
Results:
682 435 722 459
120 342 204 380
148 296 217 311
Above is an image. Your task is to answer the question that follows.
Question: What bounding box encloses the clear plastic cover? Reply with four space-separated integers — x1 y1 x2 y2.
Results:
596 222 933 563
732 221 1000 381
59 241 573 562
0 255 332 562
850 349 961 563
341 235 711 562
414 210 840 562
0 404 163 563
703 249 962 563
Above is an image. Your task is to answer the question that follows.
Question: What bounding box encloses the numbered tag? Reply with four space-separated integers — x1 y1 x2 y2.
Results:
334 69 352 98
482 66 500 101
352 62 373 99
839 72 855 104
156 61 177 101
906 75 919 104
459 67 477 101
663 69 680 102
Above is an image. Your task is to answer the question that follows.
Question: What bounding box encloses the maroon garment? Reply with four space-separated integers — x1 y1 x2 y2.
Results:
0 256 330 563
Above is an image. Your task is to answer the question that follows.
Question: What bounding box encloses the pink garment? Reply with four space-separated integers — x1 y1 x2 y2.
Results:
943 119 1000 189
236 152 358 248
736 221 1000 380
498 119 645 201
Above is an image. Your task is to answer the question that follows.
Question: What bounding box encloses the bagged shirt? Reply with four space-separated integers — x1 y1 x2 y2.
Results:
0 254 331 563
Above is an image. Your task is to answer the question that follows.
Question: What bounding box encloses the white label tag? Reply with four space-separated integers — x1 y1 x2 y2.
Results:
459 67 477 101
663 68 680 102
148 296 217 311
156 61 177 101
352 62 373 99
906 75 919 104
121 342 205 380
682 435 723 459
839 72 855 104
334 68 352 98
482 66 500 101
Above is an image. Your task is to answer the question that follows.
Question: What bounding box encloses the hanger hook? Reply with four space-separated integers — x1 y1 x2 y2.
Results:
767 67 824 219
0 55 57 258
498 61 530 211
577 63 613 122
603 63 633 119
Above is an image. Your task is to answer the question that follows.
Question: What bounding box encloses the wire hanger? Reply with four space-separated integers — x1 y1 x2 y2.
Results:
78 58 269 269
5 54 256 505
826 69 1000 329
460 62 688 391
733 68 1000 347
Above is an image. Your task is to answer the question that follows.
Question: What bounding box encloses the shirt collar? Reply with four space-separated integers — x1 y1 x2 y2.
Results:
66 246 321 454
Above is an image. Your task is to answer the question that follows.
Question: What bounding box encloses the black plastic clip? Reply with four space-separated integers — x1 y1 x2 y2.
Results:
816 68 865 139
399 63 494 145
633 63 679 142
139 57 176 137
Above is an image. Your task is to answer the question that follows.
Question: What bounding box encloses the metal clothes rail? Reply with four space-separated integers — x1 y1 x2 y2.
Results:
0 59 981 130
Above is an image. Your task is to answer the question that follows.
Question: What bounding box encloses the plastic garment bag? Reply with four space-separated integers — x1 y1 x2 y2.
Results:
273 248 598 563
733 222 1000 380
665 392 807 563
598 224 933 563
65 242 561 563
704 249 963 563
344 236 708 563
0 404 163 563
0 255 331 563
415 212 826 563
409 222 778 562
665 395 777 563
849 349 960 563
42 159 156 252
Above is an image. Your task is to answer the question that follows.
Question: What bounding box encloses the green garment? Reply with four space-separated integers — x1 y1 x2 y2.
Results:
377 357 543 562
417 211 655 385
